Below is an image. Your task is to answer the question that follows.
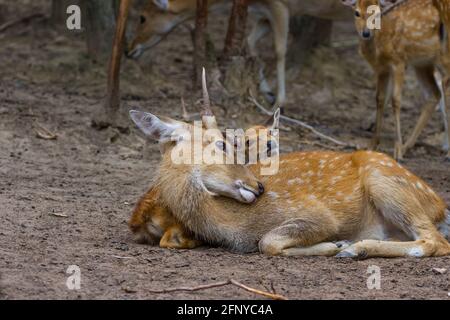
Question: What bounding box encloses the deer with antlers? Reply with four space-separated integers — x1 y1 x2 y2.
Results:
126 0 353 107
343 0 450 160
129 117 280 249
129 70 280 248
129 69 450 258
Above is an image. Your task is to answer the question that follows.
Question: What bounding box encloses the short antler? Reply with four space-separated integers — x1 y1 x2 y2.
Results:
200 67 218 129
201 67 213 117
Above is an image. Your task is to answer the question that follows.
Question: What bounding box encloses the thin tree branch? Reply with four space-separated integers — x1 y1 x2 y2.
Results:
34 122 57 140
248 91 357 149
0 13 45 33
148 280 230 294
230 279 287 300
147 279 288 300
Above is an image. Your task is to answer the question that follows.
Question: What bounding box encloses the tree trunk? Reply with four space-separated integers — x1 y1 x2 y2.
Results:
0 5 5 25
221 0 248 63
193 0 209 86
220 0 258 100
51 0 79 25
81 0 118 63
288 16 332 66
92 0 132 130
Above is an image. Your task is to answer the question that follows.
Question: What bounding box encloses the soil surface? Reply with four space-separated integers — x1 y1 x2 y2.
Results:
1 1 449 300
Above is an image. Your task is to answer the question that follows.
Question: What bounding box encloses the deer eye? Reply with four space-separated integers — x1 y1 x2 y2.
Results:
140 15 146 24
355 10 361 17
215 141 227 152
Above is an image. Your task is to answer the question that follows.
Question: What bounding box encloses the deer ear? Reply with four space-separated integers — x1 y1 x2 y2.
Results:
271 108 280 130
153 0 169 11
341 0 357 7
379 0 395 8
129 110 180 142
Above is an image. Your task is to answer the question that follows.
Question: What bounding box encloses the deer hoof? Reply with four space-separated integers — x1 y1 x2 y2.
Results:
334 240 352 249
335 250 357 258
264 92 276 105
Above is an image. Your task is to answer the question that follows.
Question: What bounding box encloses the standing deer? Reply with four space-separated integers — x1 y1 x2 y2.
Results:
126 0 352 107
433 0 450 157
129 72 450 258
343 0 450 160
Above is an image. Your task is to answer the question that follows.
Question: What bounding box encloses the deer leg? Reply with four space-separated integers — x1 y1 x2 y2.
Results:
337 169 450 259
370 72 392 151
258 216 342 257
160 225 202 249
403 66 441 156
336 236 450 259
247 18 270 57
391 65 405 160
128 187 160 243
443 76 450 159
268 2 289 108
436 76 449 153
247 19 274 104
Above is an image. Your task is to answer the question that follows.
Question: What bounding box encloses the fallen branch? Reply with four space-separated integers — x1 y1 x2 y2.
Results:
248 92 357 149
147 279 287 300
330 38 359 48
299 139 340 151
0 13 45 33
112 255 136 260
229 279 286 300
49 212 68 218
34 122 57 140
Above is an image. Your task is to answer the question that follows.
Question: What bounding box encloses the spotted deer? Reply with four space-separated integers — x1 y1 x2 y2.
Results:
433 0 450 57
129 107 280 249
129 70 450 258
126 0 352 107
343 0 450 160
433 0 450 157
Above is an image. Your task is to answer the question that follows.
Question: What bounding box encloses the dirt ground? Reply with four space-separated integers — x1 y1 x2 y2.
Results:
1 1 450 300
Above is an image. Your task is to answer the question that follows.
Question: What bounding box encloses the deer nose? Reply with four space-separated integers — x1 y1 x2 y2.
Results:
362 29 371 39
257 182 264 195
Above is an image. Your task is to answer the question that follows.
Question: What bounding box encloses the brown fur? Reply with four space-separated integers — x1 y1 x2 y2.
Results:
127 0 352 106
157 147 450 257
348 0 450 160
130 106 450 258
129 125 277 249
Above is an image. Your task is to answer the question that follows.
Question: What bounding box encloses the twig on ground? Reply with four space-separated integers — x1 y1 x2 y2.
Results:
147 279 287 300
112 255 136 260
330 38 359 48
122 286 137 293
0 13 45 33
299 139 340 151
248 92 357 149
49 212 68 218
34 122 57 140
229 279 287 300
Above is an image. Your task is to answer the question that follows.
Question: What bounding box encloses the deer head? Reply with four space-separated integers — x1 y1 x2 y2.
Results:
130 70 263 204
126 0 197 59
343 0 397 40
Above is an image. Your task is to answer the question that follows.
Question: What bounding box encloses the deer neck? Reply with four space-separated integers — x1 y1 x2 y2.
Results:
156 159 273 252
359 30 383 68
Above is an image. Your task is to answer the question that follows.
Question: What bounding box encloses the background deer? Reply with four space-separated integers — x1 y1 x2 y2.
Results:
126 0 352 107
343 0 450 160
129 74 450 258
433 0 450 157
